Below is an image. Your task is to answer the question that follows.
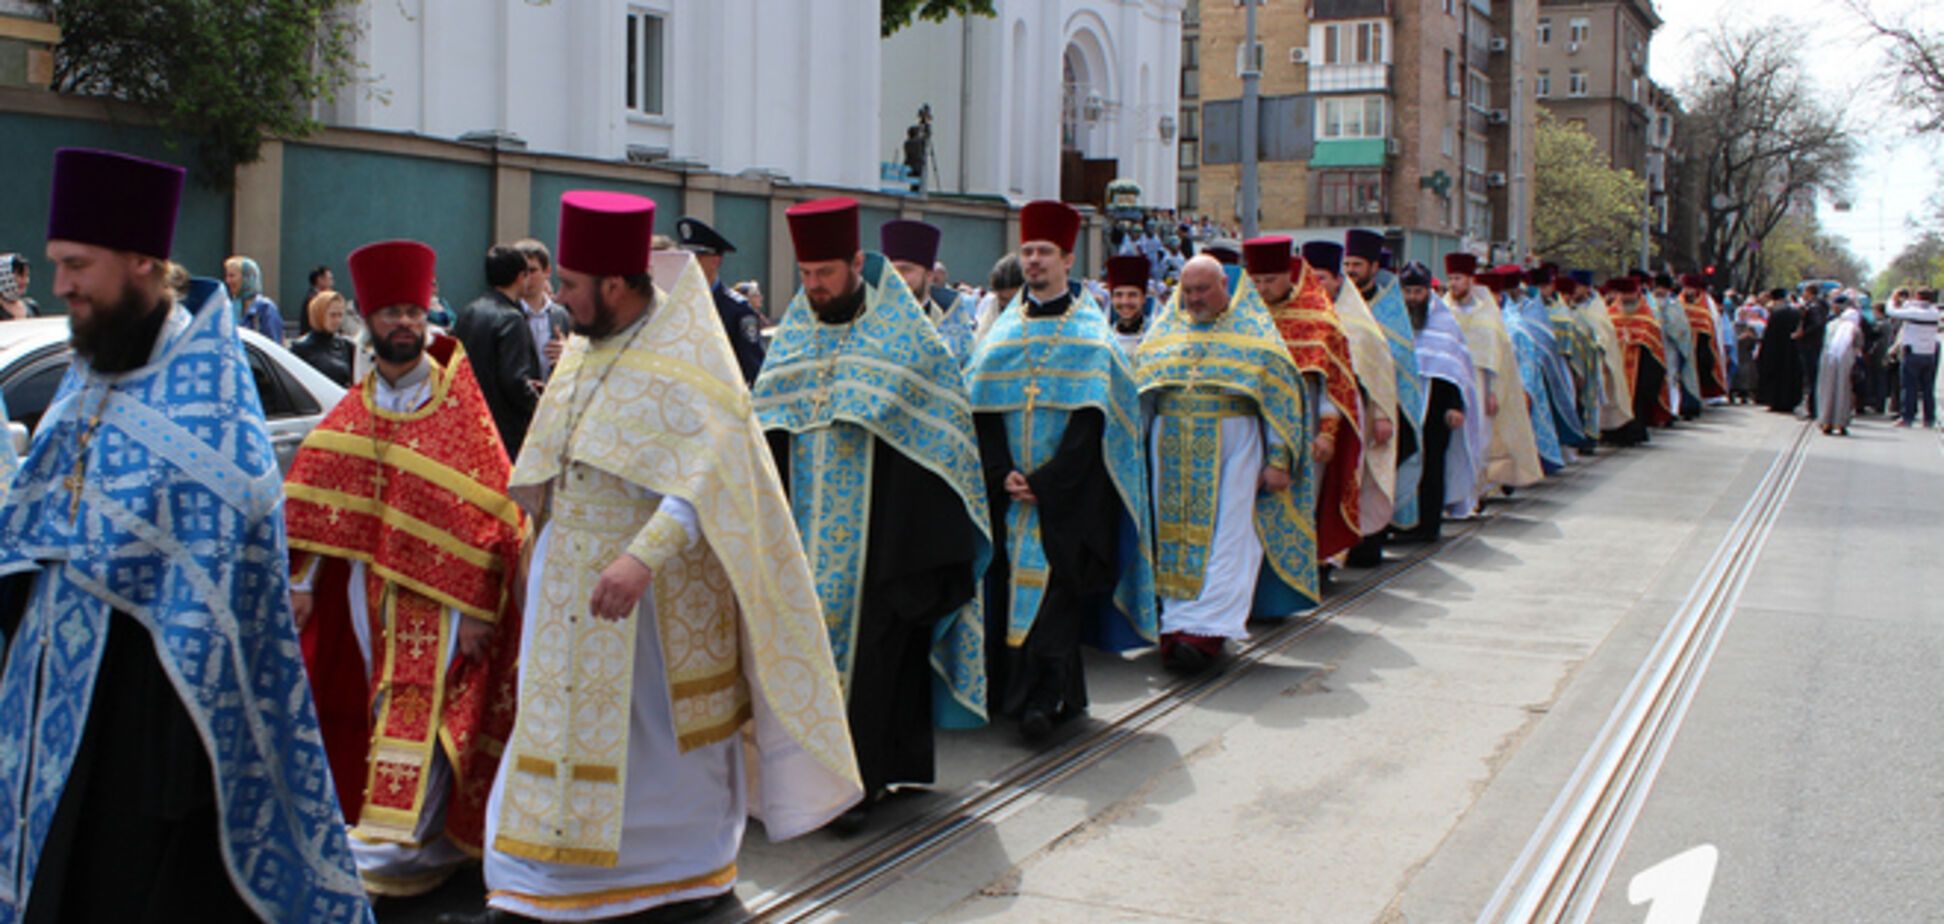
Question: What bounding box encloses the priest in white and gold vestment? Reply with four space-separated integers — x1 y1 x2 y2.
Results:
474 190 861 922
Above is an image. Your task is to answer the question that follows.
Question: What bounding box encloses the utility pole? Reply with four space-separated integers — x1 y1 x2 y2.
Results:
1240 0 1260 238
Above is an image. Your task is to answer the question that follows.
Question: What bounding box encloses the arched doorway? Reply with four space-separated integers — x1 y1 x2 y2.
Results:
1061 28 1117 207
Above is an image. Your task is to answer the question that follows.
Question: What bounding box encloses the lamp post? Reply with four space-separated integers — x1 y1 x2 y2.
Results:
1240 0 1260 238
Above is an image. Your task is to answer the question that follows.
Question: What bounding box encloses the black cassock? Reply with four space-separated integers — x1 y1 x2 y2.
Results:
1401 379 1464 541
1757 306 1804 413
0 586 255 924
767 433 979 795
1606 347 1668 447
975 406 1120 721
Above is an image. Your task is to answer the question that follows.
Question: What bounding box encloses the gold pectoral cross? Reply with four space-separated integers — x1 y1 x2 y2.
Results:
64 415 105 521
1023 382 1041 415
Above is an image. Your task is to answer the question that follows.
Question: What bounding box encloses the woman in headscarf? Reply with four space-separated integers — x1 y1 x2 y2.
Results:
1732 297 1767 403
0 254 39 320
1756 289 1804 414
224 254 285 343
289 289 357 386
1815 298 1864 435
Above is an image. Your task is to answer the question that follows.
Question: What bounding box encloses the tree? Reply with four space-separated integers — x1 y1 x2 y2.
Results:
881 0 996 37
1680 20 1857 293
1755 213 1868 290
1532 110 1649 277
45 0 362 186
1870 232 1944 296
1844 0 1944 134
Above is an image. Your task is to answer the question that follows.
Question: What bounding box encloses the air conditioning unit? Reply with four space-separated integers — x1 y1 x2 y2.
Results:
1567 41 1581 54
1290 46 1310 65
1362 201 1384 214
1488 109 1510 125
1386 138 1401 156
1487 172 1508 188
1490 36 1509 53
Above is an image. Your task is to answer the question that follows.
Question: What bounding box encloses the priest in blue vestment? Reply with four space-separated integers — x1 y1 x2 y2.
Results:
966 201 1156 744
0 149 367 923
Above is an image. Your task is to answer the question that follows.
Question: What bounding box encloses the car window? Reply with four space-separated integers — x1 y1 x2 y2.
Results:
246 346 296 419
3 355 71 433
267 351 322 417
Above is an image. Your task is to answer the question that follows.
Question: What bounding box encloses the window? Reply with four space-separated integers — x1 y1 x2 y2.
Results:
1469 71 1491 110
1445 50 1458 97
1569 17 1590 44
1183 37 1200 69
1536 69 1551 98
1178 177 1199 211
1180 142 1199 169
1183 0 1200 27
1181 67 1200 98
1568 69 1588 97
1537 18 1551 45
1630 78 1640 103
625 9 665 116
1321 21 1385 65
1311 170 1386 218
1181 105 1201 141
1318 96 1386 139
1443 125 1455 157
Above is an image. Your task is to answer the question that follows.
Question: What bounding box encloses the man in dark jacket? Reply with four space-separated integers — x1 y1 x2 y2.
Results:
453 244 543 456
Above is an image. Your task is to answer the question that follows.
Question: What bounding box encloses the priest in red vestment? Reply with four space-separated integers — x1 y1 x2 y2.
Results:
1251 236 1364 563
285 239 526 897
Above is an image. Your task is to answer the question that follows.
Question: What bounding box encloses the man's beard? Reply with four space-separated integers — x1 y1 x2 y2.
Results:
1405 296 1430 330
573 285 621 339
809 272 865 324
372 327 426 364
71 283 169 374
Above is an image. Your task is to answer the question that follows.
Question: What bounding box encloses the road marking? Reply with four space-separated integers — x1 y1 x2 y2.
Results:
1478 423 1810 924
1627 844 1717 924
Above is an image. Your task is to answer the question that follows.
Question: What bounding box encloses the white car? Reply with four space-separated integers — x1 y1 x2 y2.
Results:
1 317 347 472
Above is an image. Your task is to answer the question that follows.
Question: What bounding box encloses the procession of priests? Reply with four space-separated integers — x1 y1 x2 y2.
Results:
0 145 1739 923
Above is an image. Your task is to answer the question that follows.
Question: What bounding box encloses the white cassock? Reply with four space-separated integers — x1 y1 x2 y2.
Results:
1153 413 1265 640
481 468 743 922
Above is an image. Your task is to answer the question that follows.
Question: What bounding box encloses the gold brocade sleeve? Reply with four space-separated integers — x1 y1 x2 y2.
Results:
626 510 695 573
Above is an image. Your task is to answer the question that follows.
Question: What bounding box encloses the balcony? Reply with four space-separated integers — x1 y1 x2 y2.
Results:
1313 0 1390 21
1308 63 1393 94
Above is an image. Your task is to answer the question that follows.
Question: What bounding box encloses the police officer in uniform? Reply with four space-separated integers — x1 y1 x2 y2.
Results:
676 216 768 384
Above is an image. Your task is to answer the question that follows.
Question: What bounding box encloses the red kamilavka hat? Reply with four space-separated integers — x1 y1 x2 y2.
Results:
1243 235 1294 276
1445 252 1479 277
558 190 655 277
348 239 436 317
1105 255 1149 291
1020 200 1081 252
786 197 861 263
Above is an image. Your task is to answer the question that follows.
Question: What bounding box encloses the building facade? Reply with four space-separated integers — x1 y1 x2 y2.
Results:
879 0 1186 209
1531 0 1660 179
325 0 882 191
1190 0 1536 265
0 0 55 91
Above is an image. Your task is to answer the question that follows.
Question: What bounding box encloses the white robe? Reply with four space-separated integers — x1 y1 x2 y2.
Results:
1154 415 1265 640
482 475 743 922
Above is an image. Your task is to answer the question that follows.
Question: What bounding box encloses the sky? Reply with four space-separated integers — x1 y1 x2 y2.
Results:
1646 0 1944 276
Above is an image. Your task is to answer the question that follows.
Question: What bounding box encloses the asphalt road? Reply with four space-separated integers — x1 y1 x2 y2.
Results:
384 405 1944 923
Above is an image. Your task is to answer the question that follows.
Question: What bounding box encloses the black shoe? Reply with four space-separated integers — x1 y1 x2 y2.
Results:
827 802 871 838
436 909 543 924
1020 706 1054 744
629 892 733 923
1161 641 1211 675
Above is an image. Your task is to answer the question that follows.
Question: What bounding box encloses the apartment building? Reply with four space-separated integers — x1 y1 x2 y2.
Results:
1532 0 1660 178
1187 0 1536 264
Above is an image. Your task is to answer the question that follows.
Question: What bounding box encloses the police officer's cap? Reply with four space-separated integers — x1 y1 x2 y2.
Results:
676 217 737 255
